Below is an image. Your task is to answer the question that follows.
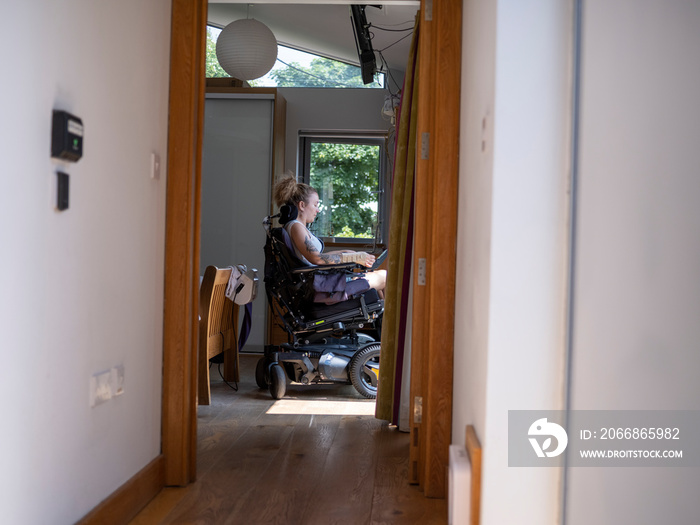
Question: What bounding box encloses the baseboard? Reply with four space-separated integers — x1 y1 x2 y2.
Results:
240 345 264 354
77 455 165 525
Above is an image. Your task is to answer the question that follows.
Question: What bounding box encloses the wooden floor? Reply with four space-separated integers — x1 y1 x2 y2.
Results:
131 354 446 525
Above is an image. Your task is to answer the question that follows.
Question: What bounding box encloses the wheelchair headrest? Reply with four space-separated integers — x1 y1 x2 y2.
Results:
279 203 298 225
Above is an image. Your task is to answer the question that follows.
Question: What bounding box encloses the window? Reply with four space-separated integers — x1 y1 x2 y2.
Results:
206 25 385 88
299 132 389 245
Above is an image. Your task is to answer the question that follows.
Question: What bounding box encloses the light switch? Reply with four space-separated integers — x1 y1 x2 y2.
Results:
150 152 161 180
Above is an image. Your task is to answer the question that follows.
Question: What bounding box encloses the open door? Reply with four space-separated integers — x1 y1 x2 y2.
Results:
408 0 462 498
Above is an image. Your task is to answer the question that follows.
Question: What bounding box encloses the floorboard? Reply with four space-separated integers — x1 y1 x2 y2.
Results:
130 354 447 525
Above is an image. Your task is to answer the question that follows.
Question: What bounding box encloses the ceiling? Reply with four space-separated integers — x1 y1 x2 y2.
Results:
207 1 420 83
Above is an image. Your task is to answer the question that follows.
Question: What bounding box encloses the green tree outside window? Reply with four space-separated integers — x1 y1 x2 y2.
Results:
206 28 228 78
309 143 380 239
269 60 383 88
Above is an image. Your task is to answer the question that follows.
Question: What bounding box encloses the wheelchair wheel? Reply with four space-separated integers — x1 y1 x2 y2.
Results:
255 357 268 389
269 363 286 399
349 343 381 399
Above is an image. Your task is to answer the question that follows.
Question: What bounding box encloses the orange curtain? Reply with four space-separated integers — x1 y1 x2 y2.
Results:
376 17 420 423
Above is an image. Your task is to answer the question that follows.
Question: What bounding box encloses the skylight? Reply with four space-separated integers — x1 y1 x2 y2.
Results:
206 26 385 89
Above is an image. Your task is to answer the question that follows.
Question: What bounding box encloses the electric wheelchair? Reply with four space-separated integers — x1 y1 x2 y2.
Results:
256 206 385 400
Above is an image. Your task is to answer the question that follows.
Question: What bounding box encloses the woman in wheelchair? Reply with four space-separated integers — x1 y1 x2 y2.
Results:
257 175 385 399
273 174 387 298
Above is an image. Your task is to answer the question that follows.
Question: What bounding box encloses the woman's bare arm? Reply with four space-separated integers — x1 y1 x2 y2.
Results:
304 235 344 264
289 223 375 266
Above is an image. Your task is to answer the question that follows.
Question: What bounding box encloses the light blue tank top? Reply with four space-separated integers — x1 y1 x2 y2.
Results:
284 219 324 266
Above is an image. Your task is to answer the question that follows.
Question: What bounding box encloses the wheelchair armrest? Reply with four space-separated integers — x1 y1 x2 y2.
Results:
289 262 361 274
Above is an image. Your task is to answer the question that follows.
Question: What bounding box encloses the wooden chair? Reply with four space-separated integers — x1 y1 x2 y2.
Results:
198 265 240 405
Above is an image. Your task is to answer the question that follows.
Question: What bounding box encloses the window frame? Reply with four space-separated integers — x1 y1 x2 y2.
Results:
298 131 390 247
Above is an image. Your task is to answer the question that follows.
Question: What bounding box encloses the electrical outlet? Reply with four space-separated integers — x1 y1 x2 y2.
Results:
111 366 124 396
90 370 112 407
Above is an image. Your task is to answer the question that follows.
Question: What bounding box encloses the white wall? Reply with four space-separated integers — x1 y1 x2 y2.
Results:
453 1 572 523
453 0 497 454
0 2 171 523
278 87 391 176
566 1 700 523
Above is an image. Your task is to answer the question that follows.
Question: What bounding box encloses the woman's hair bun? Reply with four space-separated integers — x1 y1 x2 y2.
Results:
273 173 317 208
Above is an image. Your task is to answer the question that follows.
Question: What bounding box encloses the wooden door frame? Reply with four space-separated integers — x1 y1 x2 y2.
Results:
160 0 461 496
162 0 207 486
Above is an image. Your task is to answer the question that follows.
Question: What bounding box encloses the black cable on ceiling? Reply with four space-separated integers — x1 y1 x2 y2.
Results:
377 31 413 53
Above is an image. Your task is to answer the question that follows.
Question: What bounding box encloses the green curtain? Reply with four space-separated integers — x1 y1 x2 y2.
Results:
376 18 420 423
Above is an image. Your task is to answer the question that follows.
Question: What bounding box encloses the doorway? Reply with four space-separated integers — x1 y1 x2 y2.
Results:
161 0 461 499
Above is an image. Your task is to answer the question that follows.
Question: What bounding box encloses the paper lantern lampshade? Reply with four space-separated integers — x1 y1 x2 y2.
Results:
216 19 278 81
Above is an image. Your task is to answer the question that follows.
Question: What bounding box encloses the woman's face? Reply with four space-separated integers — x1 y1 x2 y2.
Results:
303 192 320 222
